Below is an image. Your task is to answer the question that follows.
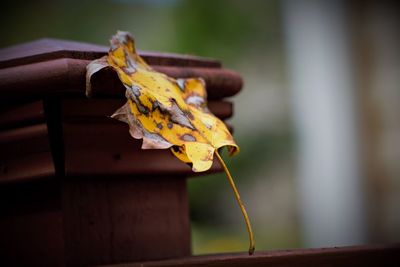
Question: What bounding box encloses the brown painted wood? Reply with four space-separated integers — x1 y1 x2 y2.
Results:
0 58 88 96
208 101 233 120
0 38 107 67
60 97 226 177
0 58 242 100
0 100 45 129
0 179 64 266
0 124 50 157
62 121 222 176
0 37 243 267
62 176 191 266
0 176 192 267
0 123 55 184
97 244 400 267
0 152 55 184
0 38 221 69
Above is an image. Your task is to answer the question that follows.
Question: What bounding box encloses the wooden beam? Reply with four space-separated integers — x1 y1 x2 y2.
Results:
97 244 400 267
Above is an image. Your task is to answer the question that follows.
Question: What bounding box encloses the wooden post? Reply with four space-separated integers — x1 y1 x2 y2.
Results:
0 38 242 266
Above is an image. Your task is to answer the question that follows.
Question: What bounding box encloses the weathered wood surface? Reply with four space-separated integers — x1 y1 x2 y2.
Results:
0 38 221 68
0 39 242 99
0 37 238 182
0 59 242 99
0 100 45 129
63 177 191 266
0 38 242 266
97 244 400 267
0 179 64 266
0 176 192 267
61 98 226 176
62 121 197 176
0 122 55 184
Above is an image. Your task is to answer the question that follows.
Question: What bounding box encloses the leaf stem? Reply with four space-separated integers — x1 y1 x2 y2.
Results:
215 150 255 255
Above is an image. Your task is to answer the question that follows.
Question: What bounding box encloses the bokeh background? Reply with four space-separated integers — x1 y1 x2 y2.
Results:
1 0 399 254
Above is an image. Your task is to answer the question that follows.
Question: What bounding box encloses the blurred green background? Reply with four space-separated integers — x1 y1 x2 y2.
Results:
0 0 297 254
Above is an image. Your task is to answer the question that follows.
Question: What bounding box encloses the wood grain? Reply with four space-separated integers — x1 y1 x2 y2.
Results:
0 124 50 157
63 176 191 266
0 100 45 130
0 38 221 69
96 244 400 267
0 152 55 184
62 121 222 176
0 37 243 267
0 123 55 184
0 58 242 100
0 179 64 266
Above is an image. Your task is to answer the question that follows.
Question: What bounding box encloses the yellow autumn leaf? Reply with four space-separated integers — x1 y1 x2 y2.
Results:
86 31 254 255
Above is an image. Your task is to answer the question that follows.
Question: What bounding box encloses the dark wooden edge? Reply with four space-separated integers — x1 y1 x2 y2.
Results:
43 97 65 178
95 244 400 267
0 38 221 69
0 152 55 185
0 123 55 184
0 123 51 162
0 58 242 100
0 123 48 144
0 100 45 130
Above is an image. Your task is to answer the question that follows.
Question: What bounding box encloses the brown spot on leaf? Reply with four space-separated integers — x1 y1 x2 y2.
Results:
202 153 213 162
186 111 195 120
152 100 160 111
